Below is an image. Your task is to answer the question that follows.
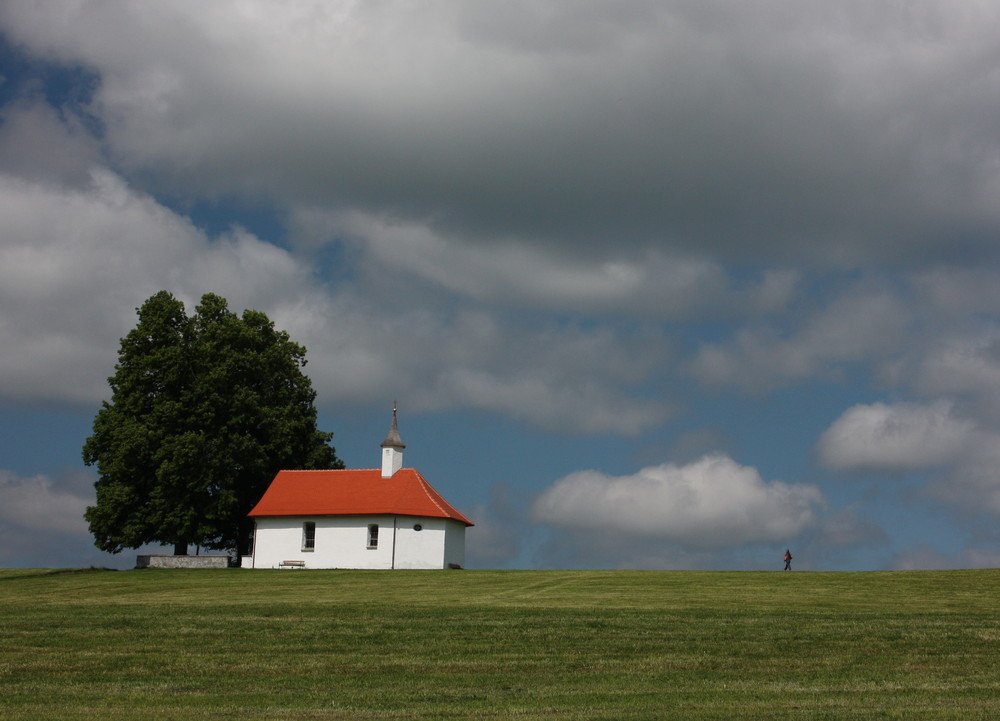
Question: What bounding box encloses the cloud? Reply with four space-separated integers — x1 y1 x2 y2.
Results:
914 326 1000 410
4 0 1000 431
0 165 311 403
276 289 672 434
532 453 823 550
816 400 976 472
930 444 1000 518
463 485 529 568
817 396 1000 526
0 468 172 569
304 209 802 321
534 532 736 571
0 100 102 188
336 211 731 317
0 469 90 535
690 283 910 392
912 268 1000 317
892 545 1000 571
812 507 889 550
0 112 671 433
4 2 1000 266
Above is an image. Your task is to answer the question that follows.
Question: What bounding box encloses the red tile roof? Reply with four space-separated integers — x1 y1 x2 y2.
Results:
248 469 474 526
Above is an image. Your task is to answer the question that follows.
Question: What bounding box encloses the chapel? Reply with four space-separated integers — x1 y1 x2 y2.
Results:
243 407 473 569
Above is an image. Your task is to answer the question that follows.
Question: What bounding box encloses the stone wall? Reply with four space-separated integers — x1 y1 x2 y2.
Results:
136 554 231 569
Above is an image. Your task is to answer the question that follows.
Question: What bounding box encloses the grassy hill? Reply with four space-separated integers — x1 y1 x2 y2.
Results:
1 568 998 719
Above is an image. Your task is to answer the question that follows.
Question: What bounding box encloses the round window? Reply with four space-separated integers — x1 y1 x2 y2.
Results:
413 523 423 531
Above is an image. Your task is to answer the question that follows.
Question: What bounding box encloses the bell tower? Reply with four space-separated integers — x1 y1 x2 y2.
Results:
380 402 405 478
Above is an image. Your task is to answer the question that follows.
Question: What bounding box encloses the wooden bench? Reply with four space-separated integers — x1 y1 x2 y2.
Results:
278 560 306 569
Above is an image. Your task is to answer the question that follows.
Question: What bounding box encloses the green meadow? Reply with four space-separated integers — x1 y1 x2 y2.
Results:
1 568 998 720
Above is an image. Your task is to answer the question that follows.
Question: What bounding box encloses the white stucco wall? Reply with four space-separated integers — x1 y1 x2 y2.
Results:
245 515 466 569
391 518 441 569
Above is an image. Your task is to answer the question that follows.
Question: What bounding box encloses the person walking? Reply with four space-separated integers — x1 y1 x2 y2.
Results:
783 549 793 571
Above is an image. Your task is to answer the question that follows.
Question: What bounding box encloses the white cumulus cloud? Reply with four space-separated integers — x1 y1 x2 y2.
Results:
532 454 823 550
816 400 976 472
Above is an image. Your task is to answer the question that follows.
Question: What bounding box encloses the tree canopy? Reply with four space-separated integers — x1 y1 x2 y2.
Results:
83 291 342 558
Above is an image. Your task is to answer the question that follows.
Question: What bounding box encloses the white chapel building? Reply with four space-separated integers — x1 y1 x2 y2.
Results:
243 408 473 569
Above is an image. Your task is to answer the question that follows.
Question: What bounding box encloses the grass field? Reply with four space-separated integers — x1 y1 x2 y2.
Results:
1 568 998 719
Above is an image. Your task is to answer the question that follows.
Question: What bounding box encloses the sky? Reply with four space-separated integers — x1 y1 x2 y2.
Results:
2 1 1000 571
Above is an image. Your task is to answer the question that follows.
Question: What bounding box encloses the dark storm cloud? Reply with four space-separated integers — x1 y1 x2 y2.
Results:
4 1 1000 265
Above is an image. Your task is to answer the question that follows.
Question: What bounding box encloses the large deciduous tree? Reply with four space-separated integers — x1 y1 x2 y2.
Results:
83 291 342 559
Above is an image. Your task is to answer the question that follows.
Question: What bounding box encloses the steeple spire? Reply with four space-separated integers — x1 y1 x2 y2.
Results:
380 402 405 477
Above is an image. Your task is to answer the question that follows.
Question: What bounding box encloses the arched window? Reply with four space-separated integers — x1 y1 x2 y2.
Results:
367 524 379 549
